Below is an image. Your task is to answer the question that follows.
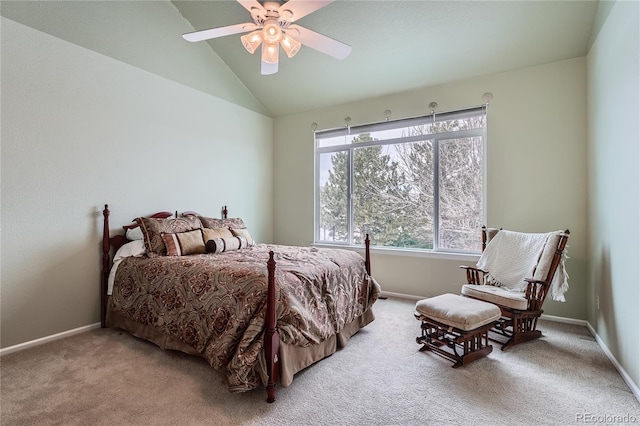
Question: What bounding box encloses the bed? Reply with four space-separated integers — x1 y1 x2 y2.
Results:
100 205 380 402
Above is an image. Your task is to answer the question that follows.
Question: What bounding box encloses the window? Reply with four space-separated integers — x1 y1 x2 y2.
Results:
315 107 486 253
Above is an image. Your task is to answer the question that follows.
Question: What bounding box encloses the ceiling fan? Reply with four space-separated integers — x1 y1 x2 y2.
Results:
182 0 352 75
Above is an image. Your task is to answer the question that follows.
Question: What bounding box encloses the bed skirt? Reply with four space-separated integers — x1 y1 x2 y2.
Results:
106 303 375 390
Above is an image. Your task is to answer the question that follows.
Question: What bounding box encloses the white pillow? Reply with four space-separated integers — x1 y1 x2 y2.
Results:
114 240 146 263
125 226 144 241
108 240 146 295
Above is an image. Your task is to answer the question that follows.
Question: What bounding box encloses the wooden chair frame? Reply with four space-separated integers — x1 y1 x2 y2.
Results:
415 315 495 368
460 226 570 350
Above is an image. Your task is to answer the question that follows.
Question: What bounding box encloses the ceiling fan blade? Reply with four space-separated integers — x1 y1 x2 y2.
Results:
279 0 334 22
261 60 278 75
183 23 257 42
287 24 351 60
236 0 267 16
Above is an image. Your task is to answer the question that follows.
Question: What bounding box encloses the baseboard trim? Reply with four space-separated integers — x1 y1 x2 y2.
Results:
539 313 588 326
0 323 101 357
380 290 423 301
586 322 640 403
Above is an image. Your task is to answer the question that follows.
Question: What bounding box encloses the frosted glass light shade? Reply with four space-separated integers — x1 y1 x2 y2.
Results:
280 34 301 58
241 31 263 54
262 20 282 44
262 42 279 64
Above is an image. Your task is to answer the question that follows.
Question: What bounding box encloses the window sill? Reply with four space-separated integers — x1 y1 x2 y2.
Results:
311 242 480 262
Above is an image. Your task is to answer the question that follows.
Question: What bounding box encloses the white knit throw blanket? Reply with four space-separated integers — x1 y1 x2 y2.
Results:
476 230 569 302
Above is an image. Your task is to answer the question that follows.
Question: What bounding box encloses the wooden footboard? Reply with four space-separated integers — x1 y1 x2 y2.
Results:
100 204 372 403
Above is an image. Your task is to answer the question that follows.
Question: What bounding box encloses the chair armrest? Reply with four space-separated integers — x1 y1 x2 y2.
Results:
459 265 487 273
459 265 487 285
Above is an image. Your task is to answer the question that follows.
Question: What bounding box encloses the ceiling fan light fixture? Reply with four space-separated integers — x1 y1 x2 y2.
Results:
241 30 263 54
280 34 301 58
262 19 282 44
262 42 279 64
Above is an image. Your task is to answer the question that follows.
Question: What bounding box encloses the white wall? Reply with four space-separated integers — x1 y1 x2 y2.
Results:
0 17 273 348
274 58 588 320
586 0 640 393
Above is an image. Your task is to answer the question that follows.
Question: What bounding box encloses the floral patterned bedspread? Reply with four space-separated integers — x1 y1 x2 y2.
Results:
109 244 380 391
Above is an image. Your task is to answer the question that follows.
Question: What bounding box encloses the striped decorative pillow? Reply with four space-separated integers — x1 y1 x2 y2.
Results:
205 236 249 253
161 229 206 256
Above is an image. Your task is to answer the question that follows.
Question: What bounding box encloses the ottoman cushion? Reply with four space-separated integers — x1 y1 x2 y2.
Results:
415 293 501 331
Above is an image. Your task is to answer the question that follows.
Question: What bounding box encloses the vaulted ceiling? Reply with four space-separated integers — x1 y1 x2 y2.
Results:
2 1 601 117
171 0 600 116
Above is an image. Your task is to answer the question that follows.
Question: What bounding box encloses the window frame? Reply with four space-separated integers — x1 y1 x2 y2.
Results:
314 106 487 254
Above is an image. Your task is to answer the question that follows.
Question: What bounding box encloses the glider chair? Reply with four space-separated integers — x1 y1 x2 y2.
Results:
460 227 570 350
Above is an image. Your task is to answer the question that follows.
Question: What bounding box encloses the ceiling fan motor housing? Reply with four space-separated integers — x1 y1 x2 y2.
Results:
252 1 293 28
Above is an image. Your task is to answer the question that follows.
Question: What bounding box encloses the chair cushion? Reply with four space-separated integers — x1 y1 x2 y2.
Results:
461 284 529 310
415 293 501 331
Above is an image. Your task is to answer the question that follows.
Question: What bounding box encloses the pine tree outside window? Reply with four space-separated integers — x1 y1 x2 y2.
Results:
315 107 486 253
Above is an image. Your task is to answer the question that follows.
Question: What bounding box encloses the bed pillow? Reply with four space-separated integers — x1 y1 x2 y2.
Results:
108 240 147 295
202 227 234 240
205 236 249 253
199 216 246 230
113 239 146 262
161 229 206 256
198 216 224 229
125 226 144 241
230 228 255 246
136 216 202 256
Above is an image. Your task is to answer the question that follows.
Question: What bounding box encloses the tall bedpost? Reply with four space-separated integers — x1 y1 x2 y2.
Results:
365 234 371 276
222 205 228 219
101 204 110 328
265 251 279 403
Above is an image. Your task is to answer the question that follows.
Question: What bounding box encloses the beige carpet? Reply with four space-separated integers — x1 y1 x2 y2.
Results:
1 298 639 425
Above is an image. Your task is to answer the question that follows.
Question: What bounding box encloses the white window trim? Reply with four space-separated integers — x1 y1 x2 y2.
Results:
314 106 487 254
311 242 481 262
